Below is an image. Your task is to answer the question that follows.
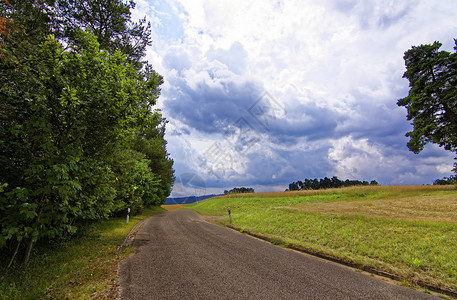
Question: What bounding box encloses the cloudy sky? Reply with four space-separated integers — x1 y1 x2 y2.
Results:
133 0 456 197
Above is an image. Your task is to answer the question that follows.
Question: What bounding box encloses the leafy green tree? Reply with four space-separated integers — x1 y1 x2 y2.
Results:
433 175 456 185
1 0 152 69
0 32 163 264
111 149 161 214
331 176 342 188
130 112 175 204
54 0 151 69
0 0 174 268
320 177 332 189
397 40 457 171
288 182 298 191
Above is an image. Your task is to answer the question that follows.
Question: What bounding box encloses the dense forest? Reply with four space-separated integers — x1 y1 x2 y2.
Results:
287 176 378 191
0 0 174 265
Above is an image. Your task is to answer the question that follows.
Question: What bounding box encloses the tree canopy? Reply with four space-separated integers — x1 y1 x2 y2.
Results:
54 0 152 69
0 0 174 266
397 39 457 171
433 175 456 185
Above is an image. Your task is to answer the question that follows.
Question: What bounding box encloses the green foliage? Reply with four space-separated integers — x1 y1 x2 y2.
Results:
0 0 174 265
397 39 457 171
54 0 152 70
287 176 378 191
130 112 175 204
433 175 457 185
111 149 162 214
0 33 145 252
224 187 255 195
0 207 166 299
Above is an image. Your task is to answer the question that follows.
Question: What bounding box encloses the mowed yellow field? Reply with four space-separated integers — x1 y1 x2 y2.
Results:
293 194 457 222
161 204 188 210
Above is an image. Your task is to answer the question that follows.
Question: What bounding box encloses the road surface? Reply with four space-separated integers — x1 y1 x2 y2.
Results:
118 210 438 299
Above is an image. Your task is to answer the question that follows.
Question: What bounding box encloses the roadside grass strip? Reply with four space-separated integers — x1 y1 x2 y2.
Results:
186 185 457 294
0 207 165 299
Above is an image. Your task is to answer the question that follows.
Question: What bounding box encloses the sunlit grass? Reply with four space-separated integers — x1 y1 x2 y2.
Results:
187 185 457 292
0 207 165 299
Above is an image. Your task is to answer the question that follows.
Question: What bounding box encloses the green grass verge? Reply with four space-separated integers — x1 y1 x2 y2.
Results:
0 206 165 299
186 185 457 293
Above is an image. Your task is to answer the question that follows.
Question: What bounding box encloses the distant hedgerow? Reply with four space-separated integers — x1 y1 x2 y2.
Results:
224 187 255 195
286 176 378 191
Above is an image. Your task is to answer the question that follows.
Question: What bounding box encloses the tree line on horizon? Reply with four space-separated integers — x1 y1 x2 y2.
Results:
224 187 255 195
0 0 174 267
433 175 457 185
286 176 379 191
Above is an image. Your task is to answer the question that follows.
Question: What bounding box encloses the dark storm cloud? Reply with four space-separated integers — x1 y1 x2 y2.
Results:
338 102 410 145
165 78 263 134
267 103 344 144
417 144 456 159
163 41 265 135
166 74 347 147
199 143 335 189
246 146 335 186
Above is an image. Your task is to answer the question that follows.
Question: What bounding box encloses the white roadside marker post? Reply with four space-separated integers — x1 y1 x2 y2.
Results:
126 207 130 224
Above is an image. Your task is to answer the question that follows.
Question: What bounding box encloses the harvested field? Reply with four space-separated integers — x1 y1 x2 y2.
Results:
161 204 188 210
296 194 457 223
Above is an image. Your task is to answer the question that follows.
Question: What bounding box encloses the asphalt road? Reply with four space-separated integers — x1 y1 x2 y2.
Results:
118 210 438 299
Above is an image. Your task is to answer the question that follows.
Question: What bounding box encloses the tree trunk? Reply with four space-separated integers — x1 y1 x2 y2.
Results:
0 240 21 281
22 236 34 266
22 204 43 266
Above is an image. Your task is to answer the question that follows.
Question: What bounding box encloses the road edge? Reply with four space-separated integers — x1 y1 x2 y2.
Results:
195 212 456 299
115 211 167 299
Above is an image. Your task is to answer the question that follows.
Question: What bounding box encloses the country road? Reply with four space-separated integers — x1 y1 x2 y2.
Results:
118 210 438 299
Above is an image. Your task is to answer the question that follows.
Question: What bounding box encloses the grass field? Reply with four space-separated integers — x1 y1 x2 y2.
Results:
0 206 165 299
186 185 457 294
